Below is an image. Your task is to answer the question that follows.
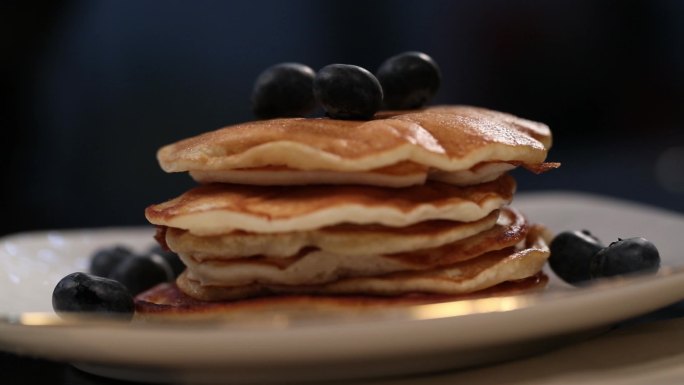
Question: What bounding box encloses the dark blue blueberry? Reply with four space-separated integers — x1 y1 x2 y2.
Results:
251 63 316 119
376 51 441 110
590 237 660 278
148 244 185 278
313 64 383 120
52 272 134 319
89 245 134 278
549 230 604 284
109 255 173 296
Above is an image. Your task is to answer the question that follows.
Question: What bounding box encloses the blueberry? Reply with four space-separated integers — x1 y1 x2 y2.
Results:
52 272 134 319
313 64 383 120
590 237 660 278
376 51 441 110
148 244 185 278
549 230 604 284
251 63 316 119
109 255 173 296
89 245 134 278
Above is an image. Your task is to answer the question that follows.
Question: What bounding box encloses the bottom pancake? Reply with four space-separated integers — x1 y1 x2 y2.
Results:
134 273 548 318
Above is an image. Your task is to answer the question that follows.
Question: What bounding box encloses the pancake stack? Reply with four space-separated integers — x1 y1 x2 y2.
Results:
144 105 556 307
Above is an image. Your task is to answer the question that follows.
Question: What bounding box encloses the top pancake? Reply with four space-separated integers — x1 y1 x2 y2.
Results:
157 106 552 183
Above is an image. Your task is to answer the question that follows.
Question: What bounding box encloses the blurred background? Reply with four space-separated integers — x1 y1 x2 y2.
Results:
2 0 683 235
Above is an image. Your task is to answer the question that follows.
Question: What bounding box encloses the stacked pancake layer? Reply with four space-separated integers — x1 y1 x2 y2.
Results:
145 106 554 304
157 105 557 187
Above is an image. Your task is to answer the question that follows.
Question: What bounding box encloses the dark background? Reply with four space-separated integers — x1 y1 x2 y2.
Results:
3 0 683 236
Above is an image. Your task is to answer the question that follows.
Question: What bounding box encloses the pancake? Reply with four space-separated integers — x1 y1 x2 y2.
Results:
174 224 549 301
134 274 548 318
190 162 429 187
429 162 516 185
145 174 516 235
174 208 527 287
190 161 518 187
164 209 501 259
142 103 558 317
157 106 554 186
316 228 548 296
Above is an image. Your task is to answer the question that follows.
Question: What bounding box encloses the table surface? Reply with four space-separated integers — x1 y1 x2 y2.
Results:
2 301 683 385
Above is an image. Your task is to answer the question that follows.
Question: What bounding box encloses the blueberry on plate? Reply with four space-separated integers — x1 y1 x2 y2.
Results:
251 63 316 119
549 230 604 284
109 255 174 296
376 51 441 110
89 245 134 278
52 272 134 319
148 244 185 278
590 237 660 278
313 64 383 120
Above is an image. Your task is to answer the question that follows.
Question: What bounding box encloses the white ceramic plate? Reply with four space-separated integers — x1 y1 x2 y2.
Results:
1 192 683 384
